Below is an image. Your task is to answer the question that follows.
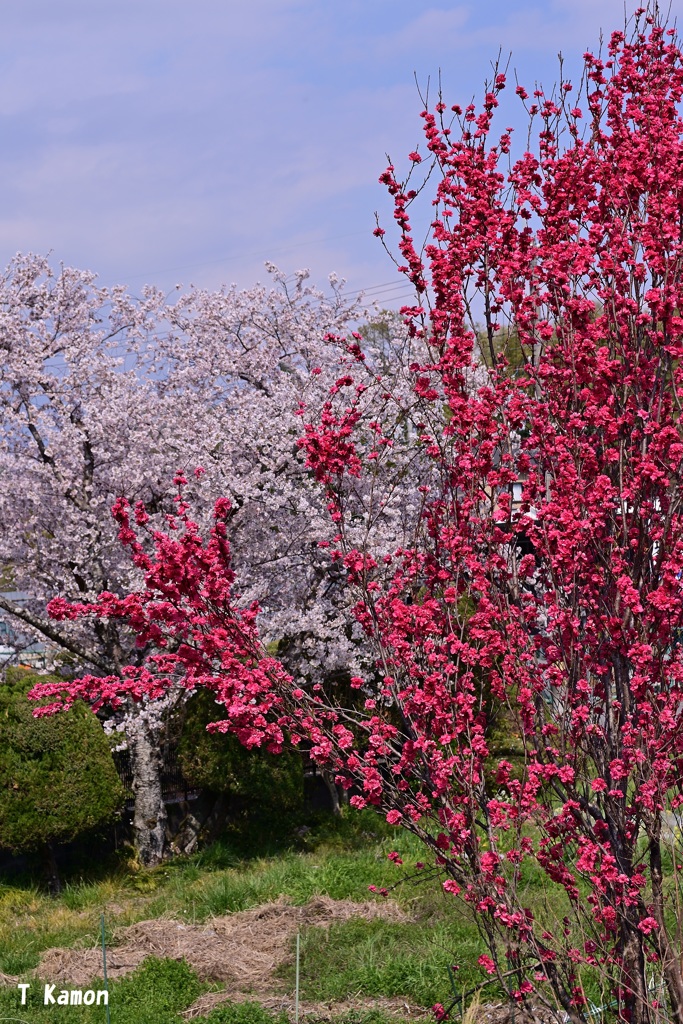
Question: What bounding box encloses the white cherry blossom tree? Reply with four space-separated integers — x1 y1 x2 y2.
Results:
0 253 421 861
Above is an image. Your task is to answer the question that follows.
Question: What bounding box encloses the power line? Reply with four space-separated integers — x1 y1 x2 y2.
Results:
108 235 424 311
345 279 411 297
114 230 372 282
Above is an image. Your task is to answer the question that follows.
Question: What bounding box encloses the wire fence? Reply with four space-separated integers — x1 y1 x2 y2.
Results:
112 746 198 805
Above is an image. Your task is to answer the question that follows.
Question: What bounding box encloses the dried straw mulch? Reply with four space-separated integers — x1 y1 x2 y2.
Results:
6 899 566 1023
182 993 429 1022
36 895 410 1017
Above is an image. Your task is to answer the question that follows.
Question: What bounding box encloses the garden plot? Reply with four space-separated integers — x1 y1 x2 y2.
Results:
35 895 410 1016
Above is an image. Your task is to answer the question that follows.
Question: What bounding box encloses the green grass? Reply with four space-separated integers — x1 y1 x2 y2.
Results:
278 914 488 1009
202 1003 289 1024
0 956 201 1022
0 810 540 1021
1 807 678 1022
174 844 420 920
0 808 471 1022
0 811 441 975
0 955 412 1024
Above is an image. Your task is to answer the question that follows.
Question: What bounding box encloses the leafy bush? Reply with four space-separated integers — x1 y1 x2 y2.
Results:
0 668 124 854
178 690 304 814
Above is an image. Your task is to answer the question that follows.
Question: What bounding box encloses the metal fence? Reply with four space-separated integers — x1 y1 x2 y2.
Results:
113 746 198 805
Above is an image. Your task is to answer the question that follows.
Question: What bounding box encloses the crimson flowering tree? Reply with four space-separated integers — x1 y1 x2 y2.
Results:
34 5 683 1021
303 8 683 1020
32 485 289 747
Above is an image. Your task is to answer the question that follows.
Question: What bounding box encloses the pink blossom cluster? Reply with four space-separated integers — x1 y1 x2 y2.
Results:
31 488 288 753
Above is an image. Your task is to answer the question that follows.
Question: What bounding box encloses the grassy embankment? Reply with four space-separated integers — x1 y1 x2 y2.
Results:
0 810 499 1023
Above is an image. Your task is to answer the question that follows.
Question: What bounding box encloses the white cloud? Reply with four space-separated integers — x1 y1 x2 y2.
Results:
378 7 471 56
0 0 681 297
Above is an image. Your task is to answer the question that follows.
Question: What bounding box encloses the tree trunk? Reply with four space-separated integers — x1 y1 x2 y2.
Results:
321 768 342 816
43 841 61 896
621 916 652 1024
128 717 168 867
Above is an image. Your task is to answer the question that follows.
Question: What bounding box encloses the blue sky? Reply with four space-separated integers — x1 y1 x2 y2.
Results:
0 0 676 303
